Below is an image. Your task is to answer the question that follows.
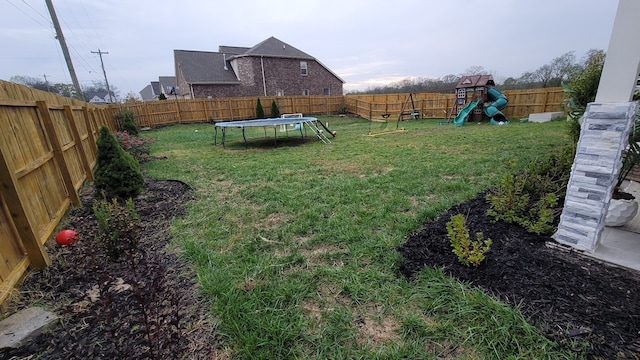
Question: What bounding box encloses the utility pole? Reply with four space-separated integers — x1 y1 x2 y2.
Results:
45 0 84 101
91 49 114 103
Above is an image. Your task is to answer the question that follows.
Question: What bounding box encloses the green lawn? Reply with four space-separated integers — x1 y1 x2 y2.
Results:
143 116 574 359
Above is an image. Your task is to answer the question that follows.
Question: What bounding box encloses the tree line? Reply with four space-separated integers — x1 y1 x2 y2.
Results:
347 50 606 95
7 76 118 102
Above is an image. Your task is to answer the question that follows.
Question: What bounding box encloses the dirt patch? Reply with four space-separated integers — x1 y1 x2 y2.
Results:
1 178 216 359
398 190 640 359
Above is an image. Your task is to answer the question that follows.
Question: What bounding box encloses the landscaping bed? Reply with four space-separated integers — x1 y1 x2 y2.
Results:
1 178 216 359
398 190 640 359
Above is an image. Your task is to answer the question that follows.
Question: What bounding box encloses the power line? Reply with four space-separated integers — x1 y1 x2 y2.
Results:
20 0 52 23
5 0 52 29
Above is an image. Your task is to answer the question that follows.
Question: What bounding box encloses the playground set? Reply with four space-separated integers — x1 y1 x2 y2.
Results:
449 75 509 126
367 93 419 136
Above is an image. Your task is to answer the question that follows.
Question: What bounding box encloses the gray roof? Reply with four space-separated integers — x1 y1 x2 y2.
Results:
228 36 314 60
158 76 176 87
174 50 240 84
151 81 160 95
139 84 155 100
218 46 250 55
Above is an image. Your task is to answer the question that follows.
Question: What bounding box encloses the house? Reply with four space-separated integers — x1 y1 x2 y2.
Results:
84 90 115 104
139 81 160 101
174 37 344 99
158 76 178 99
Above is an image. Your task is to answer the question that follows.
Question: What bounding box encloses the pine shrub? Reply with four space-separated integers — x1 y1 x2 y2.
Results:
270 100 280 118
115 109 139 136
256 98 265 119
94 126 144 200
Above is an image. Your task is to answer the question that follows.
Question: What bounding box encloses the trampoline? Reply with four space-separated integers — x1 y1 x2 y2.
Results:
214 116 333 148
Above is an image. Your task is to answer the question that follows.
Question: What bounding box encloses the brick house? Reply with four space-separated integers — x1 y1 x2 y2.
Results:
174 37 344 99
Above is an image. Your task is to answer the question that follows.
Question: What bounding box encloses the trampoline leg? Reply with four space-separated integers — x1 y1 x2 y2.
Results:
222 128 226 148
214 126 218 145
243 127 247 149
274 126 277 146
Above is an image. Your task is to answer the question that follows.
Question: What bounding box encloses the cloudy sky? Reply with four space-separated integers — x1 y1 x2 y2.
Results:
0 0 619 97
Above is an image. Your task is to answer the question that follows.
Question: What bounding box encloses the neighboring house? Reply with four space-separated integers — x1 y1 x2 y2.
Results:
139 81 160 101
84 90 115 104
174 36 344 99
158 76 178 99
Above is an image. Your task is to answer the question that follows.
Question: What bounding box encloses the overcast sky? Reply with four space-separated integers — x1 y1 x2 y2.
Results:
0 0 619 98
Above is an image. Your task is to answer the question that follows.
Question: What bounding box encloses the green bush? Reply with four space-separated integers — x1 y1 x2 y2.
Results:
94 126 144 200
93 197 140 261
115 109 139 136
446 214 492 267
567 50 605 108
486 151 574 235
270 100 280 118
256 98 265 119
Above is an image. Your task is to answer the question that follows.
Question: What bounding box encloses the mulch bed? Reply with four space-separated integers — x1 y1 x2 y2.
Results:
1 178 216 359
398 190 640 359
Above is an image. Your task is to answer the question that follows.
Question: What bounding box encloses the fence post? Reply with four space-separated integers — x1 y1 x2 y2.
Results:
0 149 50 269
37 101 80 205
64 105 93 182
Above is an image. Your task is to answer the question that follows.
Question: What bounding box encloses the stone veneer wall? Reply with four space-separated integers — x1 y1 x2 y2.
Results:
554 102 637 251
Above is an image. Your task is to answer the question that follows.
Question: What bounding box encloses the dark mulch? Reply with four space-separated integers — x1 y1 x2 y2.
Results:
398 191 640 359
1 178 216 359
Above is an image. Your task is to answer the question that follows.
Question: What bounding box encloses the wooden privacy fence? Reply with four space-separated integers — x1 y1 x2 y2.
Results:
124 95 346 128
345 87 565 120
0 80 114 303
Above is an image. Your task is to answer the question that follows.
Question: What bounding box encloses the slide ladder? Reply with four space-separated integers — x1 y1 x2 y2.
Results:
304 121 331 144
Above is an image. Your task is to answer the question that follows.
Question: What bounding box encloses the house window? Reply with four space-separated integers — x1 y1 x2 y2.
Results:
276 90 284 96
323 88 330 96
457 88 465 98
300 61 308 76
302 89 309 96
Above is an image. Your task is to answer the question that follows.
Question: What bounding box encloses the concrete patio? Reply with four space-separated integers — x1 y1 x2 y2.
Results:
590 181 640 271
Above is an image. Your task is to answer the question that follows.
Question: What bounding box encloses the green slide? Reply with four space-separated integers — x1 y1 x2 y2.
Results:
453 99 482 126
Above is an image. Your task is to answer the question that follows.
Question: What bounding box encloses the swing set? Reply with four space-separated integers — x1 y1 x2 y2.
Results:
367 93 419 136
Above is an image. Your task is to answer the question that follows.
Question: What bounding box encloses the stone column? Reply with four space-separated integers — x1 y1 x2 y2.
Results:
554 102 637 251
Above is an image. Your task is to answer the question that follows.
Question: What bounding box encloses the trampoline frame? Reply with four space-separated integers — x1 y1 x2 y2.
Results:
214 117 319 148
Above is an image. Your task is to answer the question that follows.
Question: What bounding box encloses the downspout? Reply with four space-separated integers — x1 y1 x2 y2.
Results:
189 84 194 99
261 56 267 96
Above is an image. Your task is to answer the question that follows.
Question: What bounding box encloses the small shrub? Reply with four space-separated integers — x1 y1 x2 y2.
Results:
93 197 140 261
256 98 265 119
446 214 492 267
158 93 167 100
115 109 139 136
486 151 573 235
270 100 280 118
94 126 144 200
114 130 155 163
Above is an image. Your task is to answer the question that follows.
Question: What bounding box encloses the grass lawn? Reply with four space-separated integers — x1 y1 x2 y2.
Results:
143 116 574 359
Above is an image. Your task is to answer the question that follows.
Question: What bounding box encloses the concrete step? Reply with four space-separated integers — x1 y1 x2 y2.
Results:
0 307 58 349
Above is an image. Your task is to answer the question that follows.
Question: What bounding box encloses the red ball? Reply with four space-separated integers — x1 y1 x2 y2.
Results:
55 229 78 246
332 131 337 136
